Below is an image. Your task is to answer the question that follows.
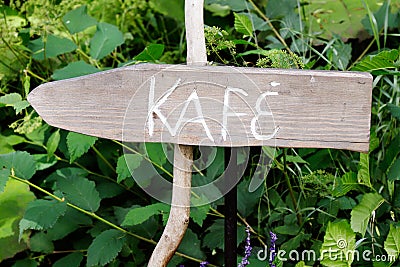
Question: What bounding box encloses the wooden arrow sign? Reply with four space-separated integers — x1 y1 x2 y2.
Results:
28 63 372 152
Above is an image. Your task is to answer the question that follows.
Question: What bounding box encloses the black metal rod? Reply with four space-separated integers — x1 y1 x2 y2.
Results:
225 147 237 266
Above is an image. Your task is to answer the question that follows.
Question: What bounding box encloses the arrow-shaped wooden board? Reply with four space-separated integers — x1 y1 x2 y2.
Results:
28 63 372 152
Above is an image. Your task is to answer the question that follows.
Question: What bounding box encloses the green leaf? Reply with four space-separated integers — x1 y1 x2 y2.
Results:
320 220 356 267
33 154 57 171
358 153 372 188
145 143 167 166
29 232 54 253
0 151 36 180
234 13 253 36
62 5 97 34
149 0 184 22
0 169 9 193
56 174 100 212
53 252 83 267
122 203 170 226
116 154 143 183
29 35 77 60
0 133 25 154
388 158 400 181
12 259 37 267
66 132 97 163
388 103 400 120
134 44 165 61
332 172 358 197
0 93 29 114
384 224 400 262
352 49 398 72
19 200 67 239
350 193 384 236
52 61 100 80
87 229 126 267
190 196 211 227
177 228 205 259
90 22 124 60
0 180 34 261
205 0 252 12
46 130 60 158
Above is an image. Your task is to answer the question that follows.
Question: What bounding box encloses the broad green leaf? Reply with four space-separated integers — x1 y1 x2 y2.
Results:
0 93 21 105
177 229 205 259
234 13 253 36
29 35 77 60
62 5 97 34
116 154 143 183
33 154 57 171
87 229 126 267
332 172 358 197
56 174 100 212
352 49 398 72
29 232 54 253
0 180 34 261
320 220 356 267
66 132 97 163
0 93 28 114
12 259 37 267
388 158 400 181
0 169 9 193
190 196 211 227
384 224 400 262
0 151 36 180
90 22 124 60
52 61 100 80
122 203 170 226
149 0 184 22
205 0 253 12
46 129 60 158
53 252 83 267
388 103 400 120
134 44 165 61
145 142 167 166
19 200 67 239
203 219 246 250
0 133 25 154
266 0 297 19
358 153 372 188
350 193 384 236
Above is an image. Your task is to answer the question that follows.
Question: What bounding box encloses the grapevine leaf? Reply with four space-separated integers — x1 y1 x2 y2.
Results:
62 5 97 34
0 169 9 193
90 22 124 60
52 61 100 80
56 174 100 212
234 13 253 36
191 196 211 227
350 193 384 236
19 200 67 239
384 224 400 262
0 93 28 113
134 44 165 61
122 203 170 226
320 220 356 267
87 229 126 267
0 151 36 180
53 252 83 267
116 154 142 183
177 229 205 259
66 132 97 163
149 0 184 21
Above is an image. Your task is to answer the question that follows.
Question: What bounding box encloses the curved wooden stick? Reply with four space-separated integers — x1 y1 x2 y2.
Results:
148 0 206 266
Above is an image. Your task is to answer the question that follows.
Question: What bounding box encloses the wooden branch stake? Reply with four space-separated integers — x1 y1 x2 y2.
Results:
148 0 207 266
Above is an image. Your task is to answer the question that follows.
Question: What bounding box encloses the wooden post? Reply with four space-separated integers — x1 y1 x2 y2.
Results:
148 0 207 266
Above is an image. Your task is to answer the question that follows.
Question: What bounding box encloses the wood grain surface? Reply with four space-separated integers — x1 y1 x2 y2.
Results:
28 63 373 152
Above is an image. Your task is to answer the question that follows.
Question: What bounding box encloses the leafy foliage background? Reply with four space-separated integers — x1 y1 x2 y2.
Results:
1 0 400 266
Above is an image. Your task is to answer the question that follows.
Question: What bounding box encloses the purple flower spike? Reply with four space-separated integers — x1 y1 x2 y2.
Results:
238 226 252 267
200 261 209 267
269 231 277 267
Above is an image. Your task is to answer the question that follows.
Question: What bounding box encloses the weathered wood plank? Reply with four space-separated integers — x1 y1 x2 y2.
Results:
28 63 373 152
